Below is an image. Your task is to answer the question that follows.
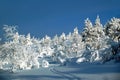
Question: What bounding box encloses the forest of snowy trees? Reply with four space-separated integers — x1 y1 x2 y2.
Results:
0 16 120 72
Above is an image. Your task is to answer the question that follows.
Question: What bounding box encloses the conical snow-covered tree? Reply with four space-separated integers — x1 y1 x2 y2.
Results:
66 32 72 40
71 27 81 43
13 32 19 43
73 27 79 35
73 28 85 58
25 33 32 45
94 16 105 38
44 35 51 46
59 32 66 44
81 16 111 62
82 16 107 50
52 35 59 45
82 18 93 42
104 17 120 62
94 15 103 27
105 17 120 42
85 18 93 28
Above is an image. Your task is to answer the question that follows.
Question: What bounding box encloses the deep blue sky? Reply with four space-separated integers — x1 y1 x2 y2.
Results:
0 0 120 38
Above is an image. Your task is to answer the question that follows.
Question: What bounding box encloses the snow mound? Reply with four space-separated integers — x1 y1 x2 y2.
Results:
76 57 86 63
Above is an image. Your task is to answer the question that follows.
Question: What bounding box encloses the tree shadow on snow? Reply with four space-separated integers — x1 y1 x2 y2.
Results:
66 62 120 74
12 74 82 80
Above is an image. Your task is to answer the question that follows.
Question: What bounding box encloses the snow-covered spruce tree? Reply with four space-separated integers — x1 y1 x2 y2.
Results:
51 34 67 64
104 18 120 62
82 16 112 62
51 35 59 61
52 28 85 64
105 17 120 42
82 18 93 43
66 27 85 58
38 35 53 67
39 35 53 58
82 17 96 62
52 33 67 65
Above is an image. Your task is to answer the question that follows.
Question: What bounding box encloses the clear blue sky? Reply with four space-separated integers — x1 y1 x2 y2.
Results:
0 0 120 38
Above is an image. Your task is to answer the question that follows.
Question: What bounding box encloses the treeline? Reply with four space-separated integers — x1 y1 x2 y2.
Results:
0 16 120 71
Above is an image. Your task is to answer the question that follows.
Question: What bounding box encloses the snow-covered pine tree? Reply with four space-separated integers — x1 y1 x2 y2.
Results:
105 17 120 42
81 16 112 62
104 18 120 62
52 35 59 46
71 27 85 58
25 33 32 45
82 18 93 42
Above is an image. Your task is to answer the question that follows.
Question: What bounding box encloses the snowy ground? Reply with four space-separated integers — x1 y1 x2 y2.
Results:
0 62 120 80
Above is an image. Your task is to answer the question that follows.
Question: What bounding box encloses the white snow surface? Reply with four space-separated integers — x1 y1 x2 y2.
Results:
0 62 120 80
76 57 87 63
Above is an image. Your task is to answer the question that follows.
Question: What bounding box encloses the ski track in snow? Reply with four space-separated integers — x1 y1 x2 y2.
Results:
50 67 81 80
0 63 120 80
